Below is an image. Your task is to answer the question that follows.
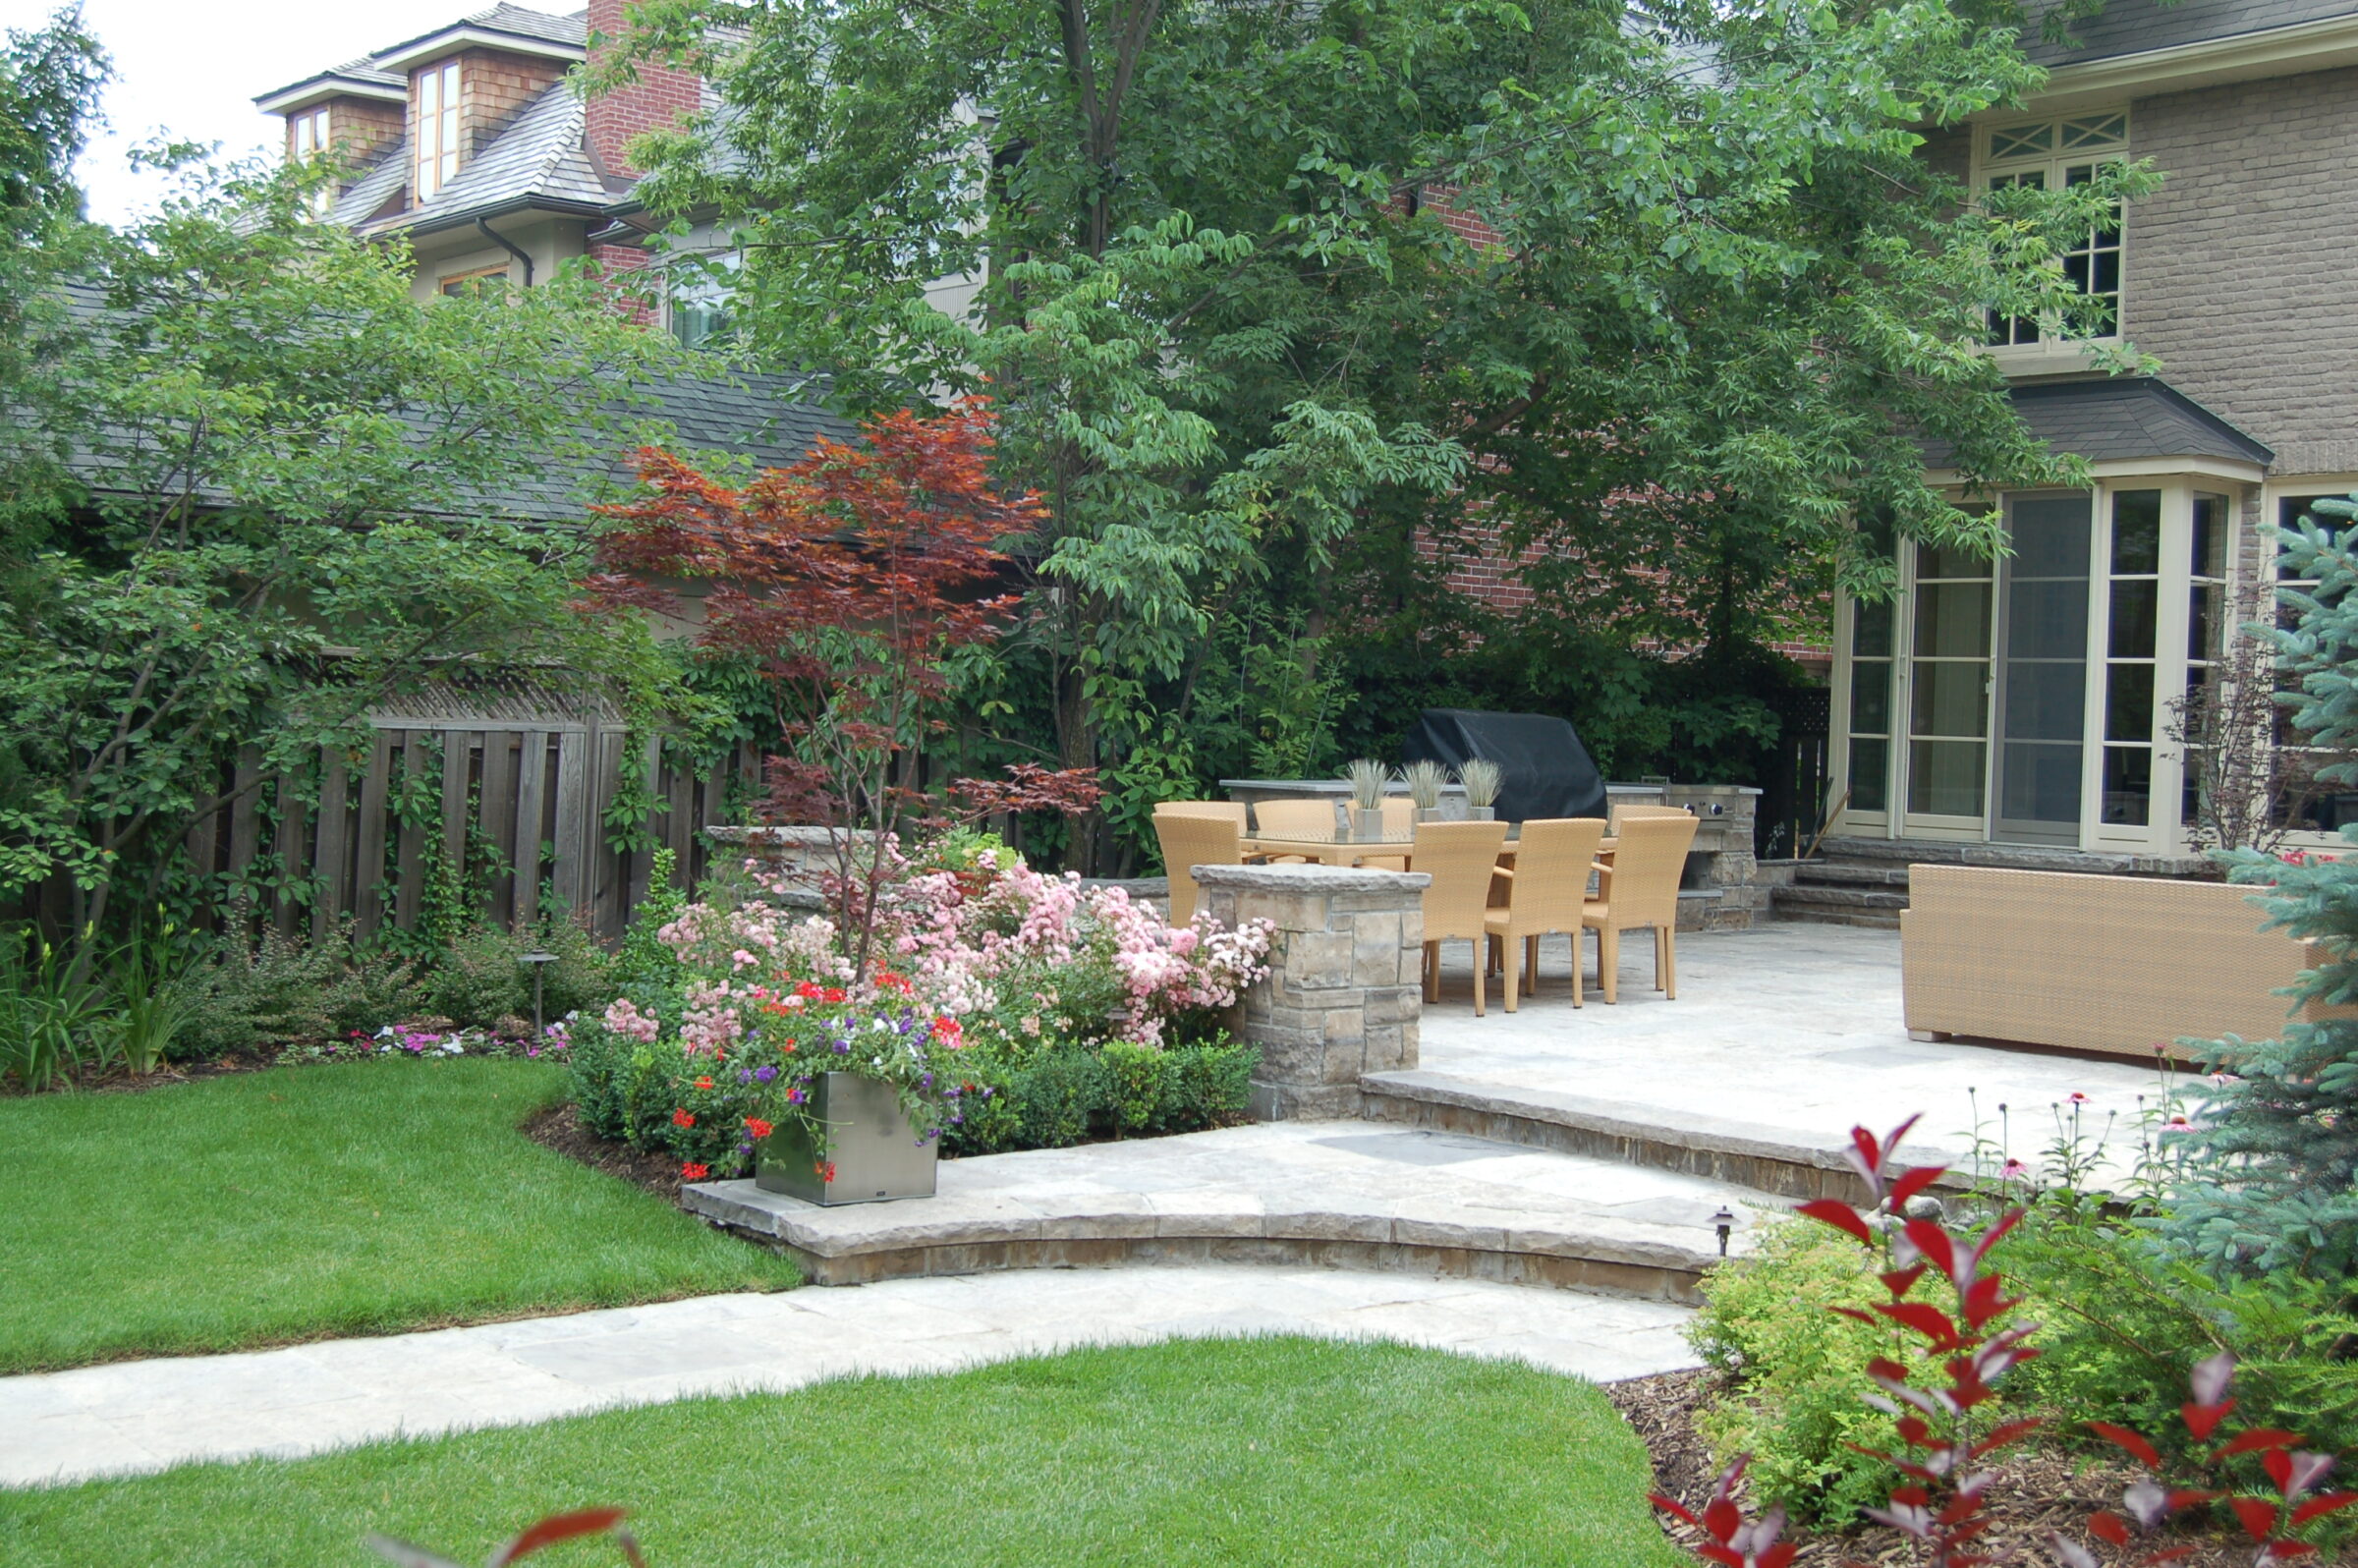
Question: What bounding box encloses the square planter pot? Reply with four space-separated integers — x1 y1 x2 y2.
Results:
756 1072 937 1205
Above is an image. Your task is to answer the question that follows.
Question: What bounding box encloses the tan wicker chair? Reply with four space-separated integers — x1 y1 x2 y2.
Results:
1413 820 1511 1016
1253 798 1340 842
1152 807 1246 924
1155 800 1247 827
1582 812 1698 1003
1608 802 1694 834
1482 818 1608 1011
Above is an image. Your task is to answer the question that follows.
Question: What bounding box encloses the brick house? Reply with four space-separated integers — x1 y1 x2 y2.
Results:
1825 0 2358 862
254 0 702 321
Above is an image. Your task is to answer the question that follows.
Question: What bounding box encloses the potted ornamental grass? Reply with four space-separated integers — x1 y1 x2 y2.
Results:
1459 758 1502 821
1344 758 1390 842
1404 758 1449 823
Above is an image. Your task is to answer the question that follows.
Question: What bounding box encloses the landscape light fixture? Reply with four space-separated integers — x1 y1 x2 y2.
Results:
1712 1204 1735 1257
520 951 559 1037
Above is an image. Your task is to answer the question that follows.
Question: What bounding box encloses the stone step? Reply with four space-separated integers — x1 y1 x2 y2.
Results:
1790 861 1914 888
1357 1069 1972 1204
1772 882 1910 919
1772 905 1905 929
1815 836 2211 877
684 1121 1785 1304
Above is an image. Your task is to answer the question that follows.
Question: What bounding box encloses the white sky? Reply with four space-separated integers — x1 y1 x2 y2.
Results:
2 0 465 226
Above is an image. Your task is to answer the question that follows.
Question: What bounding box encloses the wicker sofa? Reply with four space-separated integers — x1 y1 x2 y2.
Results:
1900 865 2311 1061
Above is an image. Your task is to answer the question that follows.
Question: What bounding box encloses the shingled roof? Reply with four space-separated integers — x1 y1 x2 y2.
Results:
1922 376 2274 470
2023 0 2358 67
371 81 612 236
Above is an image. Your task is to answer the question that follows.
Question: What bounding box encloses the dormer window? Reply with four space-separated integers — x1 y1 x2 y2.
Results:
415 59 461 198
289 107 330 160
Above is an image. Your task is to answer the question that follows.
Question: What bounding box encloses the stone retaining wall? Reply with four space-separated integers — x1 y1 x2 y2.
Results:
1194 864 1429 1120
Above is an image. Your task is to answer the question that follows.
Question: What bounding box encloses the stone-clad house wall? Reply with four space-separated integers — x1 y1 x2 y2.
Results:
2124 65 2358 479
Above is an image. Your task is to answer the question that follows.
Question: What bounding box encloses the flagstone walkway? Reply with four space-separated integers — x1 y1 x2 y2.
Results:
0 1263 1695 1488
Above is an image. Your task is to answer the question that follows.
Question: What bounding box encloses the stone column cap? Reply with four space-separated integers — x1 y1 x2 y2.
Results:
1194 863 1430 893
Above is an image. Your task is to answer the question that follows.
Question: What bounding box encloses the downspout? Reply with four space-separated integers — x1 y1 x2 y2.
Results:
476 217 534 288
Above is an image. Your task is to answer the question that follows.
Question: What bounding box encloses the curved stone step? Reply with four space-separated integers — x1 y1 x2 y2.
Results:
684 1121 1782 1303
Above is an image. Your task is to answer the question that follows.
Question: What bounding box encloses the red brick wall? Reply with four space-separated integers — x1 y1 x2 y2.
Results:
586 0 701 177
589 241 656 323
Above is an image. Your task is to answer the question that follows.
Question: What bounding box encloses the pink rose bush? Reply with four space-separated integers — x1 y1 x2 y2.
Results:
568 829 1273 1170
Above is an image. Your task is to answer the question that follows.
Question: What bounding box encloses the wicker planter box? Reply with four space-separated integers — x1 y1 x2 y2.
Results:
755 1073 937 1205
1901 866 2314 1060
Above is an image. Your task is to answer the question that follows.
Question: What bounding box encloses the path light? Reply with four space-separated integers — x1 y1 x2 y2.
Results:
1712 1204 1735 1257
520 952 559 1038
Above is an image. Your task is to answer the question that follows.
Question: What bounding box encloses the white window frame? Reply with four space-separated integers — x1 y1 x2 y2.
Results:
415 59 461 199
1974 108 2129 371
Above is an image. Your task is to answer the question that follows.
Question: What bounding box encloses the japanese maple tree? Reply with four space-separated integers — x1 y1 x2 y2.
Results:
583 399 1091 975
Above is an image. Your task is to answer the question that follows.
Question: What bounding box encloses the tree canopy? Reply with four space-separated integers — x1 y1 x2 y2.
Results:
609 0 2151 866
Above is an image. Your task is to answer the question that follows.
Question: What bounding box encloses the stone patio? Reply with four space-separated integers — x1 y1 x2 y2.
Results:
1379 923 2186 1192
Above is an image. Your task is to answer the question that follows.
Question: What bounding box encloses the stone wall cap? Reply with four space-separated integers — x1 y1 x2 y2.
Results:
1194 863 1431 892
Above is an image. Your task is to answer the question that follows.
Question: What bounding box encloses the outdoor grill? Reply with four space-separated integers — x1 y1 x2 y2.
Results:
1400 708 1607 824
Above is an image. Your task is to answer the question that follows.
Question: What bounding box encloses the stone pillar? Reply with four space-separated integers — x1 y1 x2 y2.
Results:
1194 864 1429 1121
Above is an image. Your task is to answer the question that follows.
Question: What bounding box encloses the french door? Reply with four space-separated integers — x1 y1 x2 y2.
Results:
1991 495 2093 844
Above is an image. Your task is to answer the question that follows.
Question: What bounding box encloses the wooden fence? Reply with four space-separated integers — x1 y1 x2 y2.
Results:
181 706 759 944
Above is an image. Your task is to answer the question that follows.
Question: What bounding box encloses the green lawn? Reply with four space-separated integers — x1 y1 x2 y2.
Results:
0 1337 1687 1568
0 1059 794 1372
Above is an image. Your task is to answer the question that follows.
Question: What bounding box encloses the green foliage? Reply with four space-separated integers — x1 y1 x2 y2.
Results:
2172 500 2358 1275
607 0 2153 868
174 926 422 1060
611 846 687 1008
941 1036 1258 1156
0 926 104 1089
1996 1195 2358 1459
0 70 694 958
1688 1212 1903 1527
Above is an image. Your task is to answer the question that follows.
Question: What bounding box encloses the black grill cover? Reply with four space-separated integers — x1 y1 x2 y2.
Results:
1400 708 1606 824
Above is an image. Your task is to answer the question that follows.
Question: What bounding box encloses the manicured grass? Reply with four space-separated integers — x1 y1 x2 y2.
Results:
0 1337 1687 1568
0 1059 794 1372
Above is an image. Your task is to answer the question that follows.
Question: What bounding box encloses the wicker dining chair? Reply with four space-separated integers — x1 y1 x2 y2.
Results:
1607 802 1694 833
1480 817 1608 1011
1582 812 1699 1003
1412 820 1511 1016
1252 798 1341 839
1152 806 1247 925
1155 800 1248 827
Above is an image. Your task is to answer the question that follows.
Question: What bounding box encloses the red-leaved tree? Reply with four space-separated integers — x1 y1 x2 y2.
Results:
580 399 1096 976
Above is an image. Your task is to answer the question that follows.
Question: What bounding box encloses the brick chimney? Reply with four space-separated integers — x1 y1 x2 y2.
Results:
584 0 701 179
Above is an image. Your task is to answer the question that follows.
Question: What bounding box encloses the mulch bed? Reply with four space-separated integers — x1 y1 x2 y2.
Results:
1606 1370 2282 1567
523 1101 690 1201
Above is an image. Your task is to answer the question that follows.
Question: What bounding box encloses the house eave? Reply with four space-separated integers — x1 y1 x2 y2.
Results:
369 25 585 75
254 74 410 114
371 195 611 242
2021 12 2358 112
1925 455 2270 487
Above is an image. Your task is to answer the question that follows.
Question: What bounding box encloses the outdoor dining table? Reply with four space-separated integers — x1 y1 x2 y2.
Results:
1238 830 1620 868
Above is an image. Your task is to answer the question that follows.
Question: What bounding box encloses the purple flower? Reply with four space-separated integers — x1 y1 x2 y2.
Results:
738 1069 754 1085
754 1064 778 1083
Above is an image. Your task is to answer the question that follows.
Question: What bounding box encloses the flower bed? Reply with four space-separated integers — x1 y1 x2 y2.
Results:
567 831 1274 1181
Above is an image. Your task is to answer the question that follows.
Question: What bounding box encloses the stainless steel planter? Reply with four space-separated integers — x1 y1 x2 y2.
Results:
755 1072 938 1205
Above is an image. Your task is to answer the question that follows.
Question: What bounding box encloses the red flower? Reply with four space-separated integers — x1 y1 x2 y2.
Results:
821 1161 837 1183
681 1162 708 1181
744 1117 774 1139
796 980 823 1000
672 1107 696 1128
821 986 847 1004
782 1038 797 1053
930 1016 964 1044
694 1076 714 1090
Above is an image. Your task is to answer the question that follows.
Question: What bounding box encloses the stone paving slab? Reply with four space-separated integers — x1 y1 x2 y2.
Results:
1405 924 2183 1190
684 1122 1774 1292
0 1265 1699 1489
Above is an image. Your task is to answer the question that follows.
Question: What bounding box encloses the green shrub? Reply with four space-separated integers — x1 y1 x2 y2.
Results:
1013 1047 1105 1148
176 926 421 1059
1995 1196 2358 1460
1158 1037 1257 1132
420 915 611 1033
1098 1041 1172 1135
1688 1211 1904 1527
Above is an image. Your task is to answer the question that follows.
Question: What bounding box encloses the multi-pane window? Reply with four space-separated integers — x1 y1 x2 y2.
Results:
2102 489 2161 824
416 60 461 199
2180 493 2228 826
1847 594 1894 813
290 107 330 160
1908 541 1994 817
1984 111 2126 347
